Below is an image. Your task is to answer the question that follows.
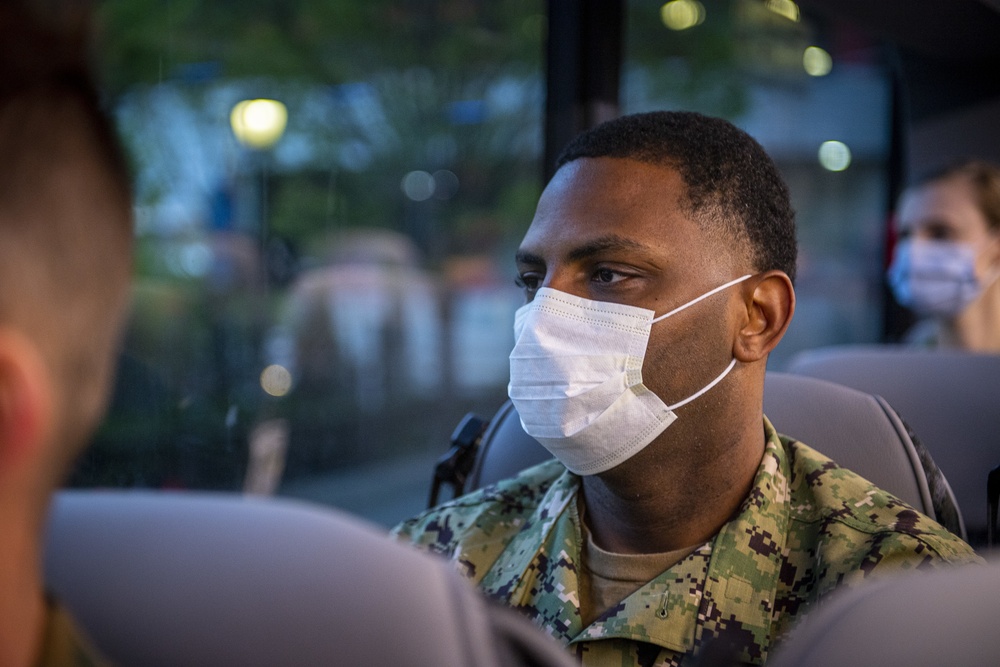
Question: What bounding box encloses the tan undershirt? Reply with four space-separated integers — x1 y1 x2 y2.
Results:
578 505 700 628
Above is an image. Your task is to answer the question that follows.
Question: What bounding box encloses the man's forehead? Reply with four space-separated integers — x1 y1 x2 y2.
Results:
546 156 685 196
519 157 702 257
536 157 690 226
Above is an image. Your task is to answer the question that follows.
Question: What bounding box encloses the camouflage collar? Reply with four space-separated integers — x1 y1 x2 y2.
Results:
36 596 111 667
479 419 790 665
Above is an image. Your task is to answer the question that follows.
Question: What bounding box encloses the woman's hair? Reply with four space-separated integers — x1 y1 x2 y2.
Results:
914 160 1000 233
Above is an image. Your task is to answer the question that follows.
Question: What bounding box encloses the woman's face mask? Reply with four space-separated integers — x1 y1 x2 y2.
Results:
891 177 1000 319
887 239 993 318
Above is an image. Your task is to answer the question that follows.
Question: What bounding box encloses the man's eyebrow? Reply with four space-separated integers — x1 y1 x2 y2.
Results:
566 235 649 262
515 250 544 266
516 235 651 266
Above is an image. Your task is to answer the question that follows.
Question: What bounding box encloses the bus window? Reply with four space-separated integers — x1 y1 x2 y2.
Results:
70 0 1000 528
71 1 545 526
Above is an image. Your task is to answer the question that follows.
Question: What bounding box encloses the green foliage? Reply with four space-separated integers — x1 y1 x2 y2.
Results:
627 0 748 118
85 1 546 491
627 0 815 119
96 0 544 92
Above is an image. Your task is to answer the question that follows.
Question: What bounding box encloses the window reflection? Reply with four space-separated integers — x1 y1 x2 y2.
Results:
72 1 543 526
72 1 894 527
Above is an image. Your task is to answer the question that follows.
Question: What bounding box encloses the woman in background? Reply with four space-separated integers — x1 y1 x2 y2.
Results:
888 159 1000 351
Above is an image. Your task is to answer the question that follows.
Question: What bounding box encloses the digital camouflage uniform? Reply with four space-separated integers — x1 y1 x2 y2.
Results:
34 599 110 667
393 418 981 666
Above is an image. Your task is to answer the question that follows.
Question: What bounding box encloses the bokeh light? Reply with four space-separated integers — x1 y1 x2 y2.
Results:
765 0 800 22
401 170 436 201
432 169 460 200
260 364 293 397
803 46 833 77
230 99 288 149
660 0 705 31
818 141 852 172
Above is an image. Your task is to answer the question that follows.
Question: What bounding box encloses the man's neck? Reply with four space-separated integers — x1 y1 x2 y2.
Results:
0 515 46 667
579 419 766 555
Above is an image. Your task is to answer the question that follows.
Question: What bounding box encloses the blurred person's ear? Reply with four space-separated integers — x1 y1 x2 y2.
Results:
0 329 53 477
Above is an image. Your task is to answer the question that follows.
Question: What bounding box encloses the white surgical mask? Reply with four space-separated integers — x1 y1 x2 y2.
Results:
508 275 751 476
887 239 992 318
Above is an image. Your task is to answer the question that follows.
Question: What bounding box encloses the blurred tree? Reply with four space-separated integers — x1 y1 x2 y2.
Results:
97 0 545 256
79 0 545 490
95 0 544 93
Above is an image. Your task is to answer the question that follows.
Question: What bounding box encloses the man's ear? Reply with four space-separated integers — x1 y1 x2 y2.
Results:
734 271 795 363
0 329 54 476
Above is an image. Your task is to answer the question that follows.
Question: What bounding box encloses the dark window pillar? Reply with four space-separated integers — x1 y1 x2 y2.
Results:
544 0 624 182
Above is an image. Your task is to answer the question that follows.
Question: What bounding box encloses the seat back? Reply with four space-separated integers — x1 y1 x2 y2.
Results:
467 372 958 533
787 346 1000 542
767 562 1000 667
44 491 577 667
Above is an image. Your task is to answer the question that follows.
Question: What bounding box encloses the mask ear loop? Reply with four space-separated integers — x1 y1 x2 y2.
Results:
667 357 738 411
651 274 753 323
650 274 752 411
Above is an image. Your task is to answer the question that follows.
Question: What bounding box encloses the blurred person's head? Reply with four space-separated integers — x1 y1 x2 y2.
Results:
901 160 1000 239
887 160 1000 349
0 2 133 662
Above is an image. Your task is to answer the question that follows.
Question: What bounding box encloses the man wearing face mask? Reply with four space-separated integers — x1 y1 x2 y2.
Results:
887 160 1000 351
393 112 980 665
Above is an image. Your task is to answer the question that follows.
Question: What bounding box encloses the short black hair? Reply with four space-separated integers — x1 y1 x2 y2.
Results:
556 111 797 281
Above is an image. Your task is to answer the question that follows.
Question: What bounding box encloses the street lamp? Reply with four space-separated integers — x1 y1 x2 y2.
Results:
226 97 290 286
224 98 291 450
230 98 288 149
228 97 289 244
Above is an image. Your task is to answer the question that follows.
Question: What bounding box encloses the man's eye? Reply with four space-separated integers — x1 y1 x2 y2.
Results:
515 274 540 291
594 268 623 284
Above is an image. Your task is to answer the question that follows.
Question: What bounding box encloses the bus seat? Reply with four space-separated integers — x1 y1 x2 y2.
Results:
461 372 963 539
767 561 1000 667
787 346 1000 544
43 491 577 667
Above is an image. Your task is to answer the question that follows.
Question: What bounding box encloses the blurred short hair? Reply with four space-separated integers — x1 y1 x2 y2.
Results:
0 0 134 463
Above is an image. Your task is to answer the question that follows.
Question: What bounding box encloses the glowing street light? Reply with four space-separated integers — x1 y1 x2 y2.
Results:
661 0 705 31
765 0 800 22
803 46 833 77
230 98 288 149
818 141 852 172
260 364 293 397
